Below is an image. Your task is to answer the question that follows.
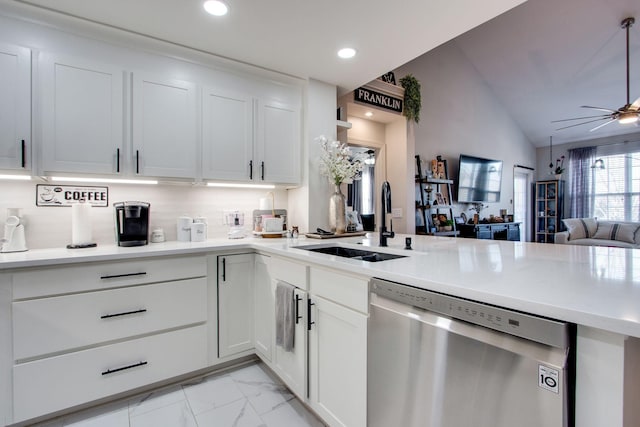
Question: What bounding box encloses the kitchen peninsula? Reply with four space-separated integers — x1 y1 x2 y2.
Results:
1 234 639 427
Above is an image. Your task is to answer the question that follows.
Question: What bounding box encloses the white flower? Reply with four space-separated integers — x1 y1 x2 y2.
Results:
316 135 363 186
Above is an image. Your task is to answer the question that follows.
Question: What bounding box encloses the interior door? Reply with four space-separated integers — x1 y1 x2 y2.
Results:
514 167 534 241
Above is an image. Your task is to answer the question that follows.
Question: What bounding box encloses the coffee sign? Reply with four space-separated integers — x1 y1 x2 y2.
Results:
36 185 109 207
354 87 403 113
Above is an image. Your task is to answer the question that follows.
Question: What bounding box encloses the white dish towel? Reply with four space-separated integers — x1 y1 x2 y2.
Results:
275 281 295 352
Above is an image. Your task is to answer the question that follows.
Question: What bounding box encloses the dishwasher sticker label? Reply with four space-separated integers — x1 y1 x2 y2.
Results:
538 365 559 393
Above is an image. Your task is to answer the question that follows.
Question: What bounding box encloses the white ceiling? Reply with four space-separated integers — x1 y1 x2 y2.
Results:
454 0 640 147
9 0 525 95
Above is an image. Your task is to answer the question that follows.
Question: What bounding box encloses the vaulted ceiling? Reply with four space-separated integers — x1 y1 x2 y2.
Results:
454 0 640 147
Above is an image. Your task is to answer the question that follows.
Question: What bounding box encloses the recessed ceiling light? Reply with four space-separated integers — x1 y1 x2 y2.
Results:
203 0 229 16
337 48 357 59
365 111 373 117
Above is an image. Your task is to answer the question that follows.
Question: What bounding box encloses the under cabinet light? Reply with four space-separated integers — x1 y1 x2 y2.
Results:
207 182 275 189
0 174 31 181
50 176 158 185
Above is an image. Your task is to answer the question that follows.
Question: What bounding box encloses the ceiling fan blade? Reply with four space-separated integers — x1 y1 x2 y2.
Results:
551 114 611 123
589 119 617 132
555 117 611 131
630 96 640 111
581 105 617 113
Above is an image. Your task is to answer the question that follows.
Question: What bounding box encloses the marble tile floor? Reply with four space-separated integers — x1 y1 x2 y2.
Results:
32 361 326 427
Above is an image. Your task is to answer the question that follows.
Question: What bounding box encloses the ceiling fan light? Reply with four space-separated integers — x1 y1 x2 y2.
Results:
618 112 639 124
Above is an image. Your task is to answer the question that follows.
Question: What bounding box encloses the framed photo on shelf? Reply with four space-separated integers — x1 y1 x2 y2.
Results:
435 192 446 205
454 216 465 225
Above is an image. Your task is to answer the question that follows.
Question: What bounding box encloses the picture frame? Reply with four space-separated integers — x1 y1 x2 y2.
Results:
454 216 465 225
435 192 446 205
507 214 514 223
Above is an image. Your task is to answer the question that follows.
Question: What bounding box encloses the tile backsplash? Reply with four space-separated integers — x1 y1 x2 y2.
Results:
0 181 288 250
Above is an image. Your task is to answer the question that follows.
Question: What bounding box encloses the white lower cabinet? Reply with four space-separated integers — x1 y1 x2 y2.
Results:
13 278 207 360
272 286 307 399
254 254 273 360
308 267 368 427
9 255 209 424
13 324 207 422
308 295 367 427
264 256 308 400
217 253 254 358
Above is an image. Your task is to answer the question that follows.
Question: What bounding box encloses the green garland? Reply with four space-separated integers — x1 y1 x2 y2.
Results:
399 74 421 123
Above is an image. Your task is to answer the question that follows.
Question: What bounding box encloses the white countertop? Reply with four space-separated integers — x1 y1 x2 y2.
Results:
2 233 640 339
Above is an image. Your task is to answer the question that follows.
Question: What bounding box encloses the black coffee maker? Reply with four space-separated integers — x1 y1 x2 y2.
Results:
114 202 150 246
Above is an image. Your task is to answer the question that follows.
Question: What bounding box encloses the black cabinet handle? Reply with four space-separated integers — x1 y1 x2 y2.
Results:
116 148 120 173
136 150 140 174
101 360 147 376
261 161 265 180
249 160 253 180
222 258 226 281
100 272 147 280
307 299 315 331
20 140 25 168
295 294 302 324
100 308 147 319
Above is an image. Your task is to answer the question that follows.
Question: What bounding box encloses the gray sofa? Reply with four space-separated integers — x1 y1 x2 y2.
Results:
555 218 640 248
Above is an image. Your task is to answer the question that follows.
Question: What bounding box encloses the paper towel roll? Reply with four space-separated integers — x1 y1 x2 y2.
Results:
71 202 93 245
259 197 273 211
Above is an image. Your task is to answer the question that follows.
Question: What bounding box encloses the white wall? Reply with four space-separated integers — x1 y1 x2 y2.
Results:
288 79 337 233
0 180 288 249
393 38 536 220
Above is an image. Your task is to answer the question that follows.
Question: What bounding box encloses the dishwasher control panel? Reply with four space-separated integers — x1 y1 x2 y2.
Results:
371 277 569 349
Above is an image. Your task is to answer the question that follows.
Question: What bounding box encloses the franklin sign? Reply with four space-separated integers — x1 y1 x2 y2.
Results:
354 87 403 113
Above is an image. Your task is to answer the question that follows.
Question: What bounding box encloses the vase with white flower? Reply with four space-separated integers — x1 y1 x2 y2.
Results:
317 135 363 234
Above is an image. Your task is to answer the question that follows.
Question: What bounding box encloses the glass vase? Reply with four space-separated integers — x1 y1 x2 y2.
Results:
329 184 347 234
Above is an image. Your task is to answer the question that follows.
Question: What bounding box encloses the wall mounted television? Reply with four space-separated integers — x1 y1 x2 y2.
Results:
456 154 503 203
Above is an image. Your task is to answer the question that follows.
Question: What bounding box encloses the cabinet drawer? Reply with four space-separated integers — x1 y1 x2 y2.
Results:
13 278 207 360
13 324 208 423
269 256 307 288
309 267 368 313
13 255 206 299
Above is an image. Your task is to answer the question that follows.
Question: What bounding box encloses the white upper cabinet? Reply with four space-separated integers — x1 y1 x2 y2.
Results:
202 87 253 181
40 54 123 175
202 84 301 185
132 73 197 179
0 43 30 171
256 99 300 184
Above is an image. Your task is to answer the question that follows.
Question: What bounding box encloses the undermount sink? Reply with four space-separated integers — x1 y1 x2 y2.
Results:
296 245 407 262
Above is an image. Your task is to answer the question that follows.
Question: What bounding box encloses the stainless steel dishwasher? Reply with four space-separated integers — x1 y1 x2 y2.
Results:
368 278 575 427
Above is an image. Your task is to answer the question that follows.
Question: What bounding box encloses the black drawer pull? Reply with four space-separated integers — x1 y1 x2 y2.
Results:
295 294 302 324
100 308 147 319
307 299 315 331
101 360 147 376
21 140 26 168
100 272 147 280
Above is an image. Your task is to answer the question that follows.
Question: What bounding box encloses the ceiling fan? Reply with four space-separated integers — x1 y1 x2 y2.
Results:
553 17 640 132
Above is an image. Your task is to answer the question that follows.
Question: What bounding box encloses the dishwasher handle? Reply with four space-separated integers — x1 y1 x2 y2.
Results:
371 295 568 368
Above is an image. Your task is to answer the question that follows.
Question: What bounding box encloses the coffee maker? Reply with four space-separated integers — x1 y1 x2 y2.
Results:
114 202 150 246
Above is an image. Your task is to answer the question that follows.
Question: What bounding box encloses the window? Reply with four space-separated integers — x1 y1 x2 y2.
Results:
592 153 640 221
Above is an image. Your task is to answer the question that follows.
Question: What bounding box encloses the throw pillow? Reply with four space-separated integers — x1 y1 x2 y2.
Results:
593 222 640 244
562 218 597 240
